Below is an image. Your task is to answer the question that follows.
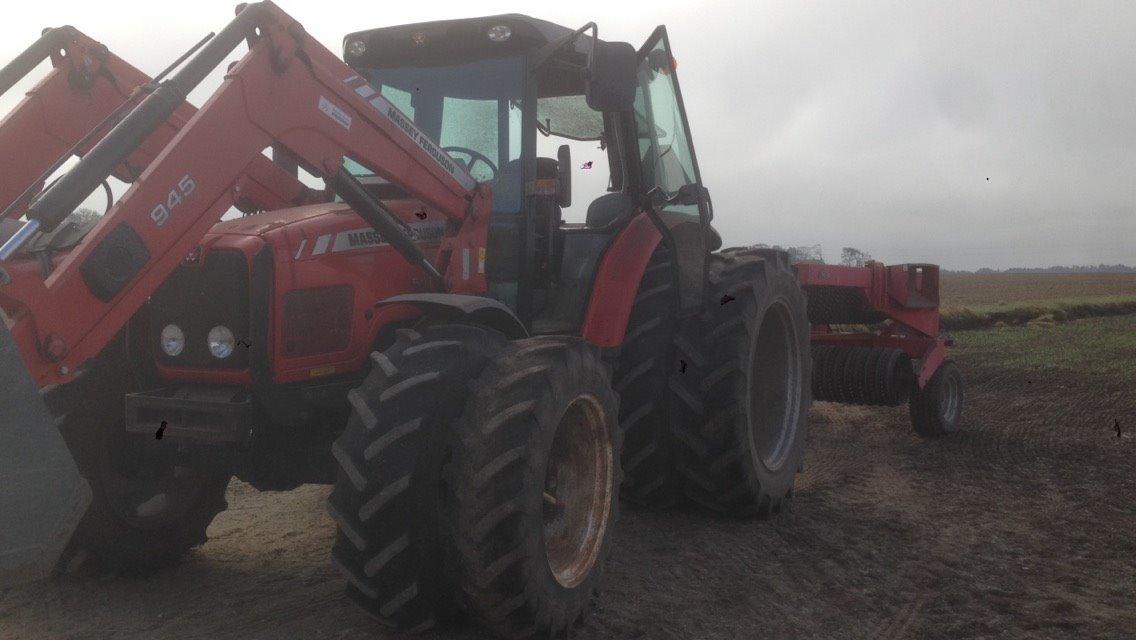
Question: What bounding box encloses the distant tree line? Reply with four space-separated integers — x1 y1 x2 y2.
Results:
746 244 883 267
746 242 1132 274
750 243 826 264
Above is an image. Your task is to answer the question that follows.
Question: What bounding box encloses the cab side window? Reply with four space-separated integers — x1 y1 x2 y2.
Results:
635 44 699 217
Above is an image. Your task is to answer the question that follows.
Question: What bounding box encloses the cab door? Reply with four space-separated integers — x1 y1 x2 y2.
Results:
634 26 711 312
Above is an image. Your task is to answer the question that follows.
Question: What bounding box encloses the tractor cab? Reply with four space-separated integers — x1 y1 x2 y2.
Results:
343 15 715 330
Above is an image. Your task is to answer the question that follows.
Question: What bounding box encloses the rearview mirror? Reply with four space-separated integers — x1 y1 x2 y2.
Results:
556 144 572 208
672 183 710 207
648 183 711 208
586 40 637 112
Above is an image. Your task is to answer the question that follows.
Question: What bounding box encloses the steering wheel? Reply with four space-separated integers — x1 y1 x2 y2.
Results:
442 146 498 182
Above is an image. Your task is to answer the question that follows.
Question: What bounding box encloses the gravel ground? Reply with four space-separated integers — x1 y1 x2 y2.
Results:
2 349 1133 640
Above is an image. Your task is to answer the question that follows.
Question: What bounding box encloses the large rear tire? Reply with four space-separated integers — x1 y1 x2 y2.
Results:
327 324 508 632
669 247 811 516
58 343 231 575
614 244 681 507
446 337 621 639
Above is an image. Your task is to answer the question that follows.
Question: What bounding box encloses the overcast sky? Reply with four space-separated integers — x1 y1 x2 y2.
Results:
2 1 1132 269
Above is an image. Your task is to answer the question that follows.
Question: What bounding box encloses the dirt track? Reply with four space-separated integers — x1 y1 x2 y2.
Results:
2 349 1134 639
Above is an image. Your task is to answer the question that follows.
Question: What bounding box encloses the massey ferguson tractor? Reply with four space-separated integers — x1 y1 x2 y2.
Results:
0 4 963 638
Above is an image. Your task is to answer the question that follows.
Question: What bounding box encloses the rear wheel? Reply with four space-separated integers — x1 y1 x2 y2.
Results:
446 337 620 639
614 244 681 507
910 359 963 438
327 324 508 632
59 343 230 574
669 248 811 516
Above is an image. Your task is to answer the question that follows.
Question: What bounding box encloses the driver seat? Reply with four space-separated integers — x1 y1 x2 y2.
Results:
532 156 562 281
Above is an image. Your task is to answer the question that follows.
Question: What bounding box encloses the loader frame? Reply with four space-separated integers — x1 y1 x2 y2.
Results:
0 25 313 223
0 2 494 388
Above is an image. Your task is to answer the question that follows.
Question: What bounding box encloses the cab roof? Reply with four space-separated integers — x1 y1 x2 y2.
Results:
344 14 602 68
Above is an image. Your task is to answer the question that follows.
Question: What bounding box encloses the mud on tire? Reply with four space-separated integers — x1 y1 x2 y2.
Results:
446 337 621 639
327 324 508 632
669 247 811 516
614 244 681 507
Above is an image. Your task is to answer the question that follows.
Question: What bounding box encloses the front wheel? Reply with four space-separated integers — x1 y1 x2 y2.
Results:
58 343 230 575
327 324 508 631
446 337 621 639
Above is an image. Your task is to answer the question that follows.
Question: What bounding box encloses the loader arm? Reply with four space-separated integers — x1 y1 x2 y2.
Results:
0 25 315 220
0 1 490 388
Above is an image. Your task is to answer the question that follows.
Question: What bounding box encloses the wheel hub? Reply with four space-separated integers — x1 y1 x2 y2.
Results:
542 394 613 589
941 373 960 423
747 300 802 471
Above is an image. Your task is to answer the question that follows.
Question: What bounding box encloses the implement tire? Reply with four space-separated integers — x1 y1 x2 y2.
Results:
614 244 681 507
327 324 508 632
669 247 811 516
446 337 621 639
910 359 963 438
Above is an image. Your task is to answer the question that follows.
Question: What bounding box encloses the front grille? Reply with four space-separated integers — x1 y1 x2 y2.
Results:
151 249 250 369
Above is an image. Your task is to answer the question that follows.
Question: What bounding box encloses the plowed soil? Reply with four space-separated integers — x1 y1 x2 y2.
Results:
2 319 1133 640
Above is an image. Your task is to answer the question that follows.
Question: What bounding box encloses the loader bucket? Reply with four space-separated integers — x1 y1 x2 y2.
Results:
0 321 90 587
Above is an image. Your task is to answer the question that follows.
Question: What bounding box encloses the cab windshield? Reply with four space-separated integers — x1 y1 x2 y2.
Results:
359 56 525 213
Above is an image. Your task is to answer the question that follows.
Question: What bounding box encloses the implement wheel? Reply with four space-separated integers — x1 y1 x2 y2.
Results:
910 359 964 438
446 337 620 639
670 247 811 516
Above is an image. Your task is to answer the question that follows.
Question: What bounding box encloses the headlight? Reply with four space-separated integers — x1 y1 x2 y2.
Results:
486 25 512 42
207 325 236 359
160 324 185 357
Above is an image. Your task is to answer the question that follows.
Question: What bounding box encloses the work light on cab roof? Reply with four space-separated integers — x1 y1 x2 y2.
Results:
486 24 512 42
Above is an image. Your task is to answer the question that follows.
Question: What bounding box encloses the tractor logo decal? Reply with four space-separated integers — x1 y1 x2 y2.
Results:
317 96 353 131
302 221 445 259
343 230 382 248
346 76 477 191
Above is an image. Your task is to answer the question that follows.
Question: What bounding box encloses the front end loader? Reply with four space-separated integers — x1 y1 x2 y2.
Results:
0 21 316 585
0 4 959 638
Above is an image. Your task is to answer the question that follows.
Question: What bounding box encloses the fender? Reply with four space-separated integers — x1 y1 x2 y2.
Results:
580 212 664 348
376 293 528 339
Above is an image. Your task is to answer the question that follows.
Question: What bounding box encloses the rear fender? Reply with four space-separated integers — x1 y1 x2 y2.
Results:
579 212 664 348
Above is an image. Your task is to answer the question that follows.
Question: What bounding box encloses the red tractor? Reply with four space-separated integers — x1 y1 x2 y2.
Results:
0 4 961 638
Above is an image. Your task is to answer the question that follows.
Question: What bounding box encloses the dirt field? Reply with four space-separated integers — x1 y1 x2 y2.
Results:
2 316 1134 639
939 273 1136 329
940 272 1136 307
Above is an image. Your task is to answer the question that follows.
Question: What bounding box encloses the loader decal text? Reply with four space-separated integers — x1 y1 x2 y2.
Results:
318 96 352 130
150 174 196 228
344 75 477 191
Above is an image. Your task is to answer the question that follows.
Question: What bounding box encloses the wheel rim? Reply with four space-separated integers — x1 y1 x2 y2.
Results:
542 394 614 589
746 300 802 471
940 372 960 423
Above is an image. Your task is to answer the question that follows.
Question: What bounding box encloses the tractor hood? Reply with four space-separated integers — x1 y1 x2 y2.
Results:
209 202 352 237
